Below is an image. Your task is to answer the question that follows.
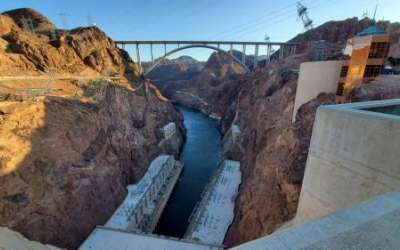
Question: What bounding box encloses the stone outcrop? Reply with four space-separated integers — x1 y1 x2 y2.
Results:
348 75 400 102
222 56 336 245
217 18 400 246
144 56 204 82
3 8 56 32
0 8 139 79
0 9 184 250
155 51 247 118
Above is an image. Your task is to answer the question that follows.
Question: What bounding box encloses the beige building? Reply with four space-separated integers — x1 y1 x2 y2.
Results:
292 61 342 122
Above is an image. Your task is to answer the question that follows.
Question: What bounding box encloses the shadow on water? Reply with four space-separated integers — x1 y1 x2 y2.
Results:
154 105 222 238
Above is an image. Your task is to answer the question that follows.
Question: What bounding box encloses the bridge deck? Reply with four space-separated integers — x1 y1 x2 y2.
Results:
115 40 298 46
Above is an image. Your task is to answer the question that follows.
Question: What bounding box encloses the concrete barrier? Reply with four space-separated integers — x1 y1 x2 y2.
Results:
295 99 400 224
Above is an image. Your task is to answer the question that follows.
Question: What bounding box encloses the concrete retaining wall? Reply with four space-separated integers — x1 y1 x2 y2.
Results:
295 99 400 224
292 61 342 122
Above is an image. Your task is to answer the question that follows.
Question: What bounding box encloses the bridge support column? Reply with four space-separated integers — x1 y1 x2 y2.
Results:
230 44 233 56
292 45 297 55
267 44 272 63
164 43 167 57
279 45 284 60
253 45 259 69
135 43 142 73
242 44 246 65
122 43 125 50
150 43 154 64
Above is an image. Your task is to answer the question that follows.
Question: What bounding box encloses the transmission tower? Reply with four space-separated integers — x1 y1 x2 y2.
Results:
86 15 93 26
58 12 69 29
297 1 313 30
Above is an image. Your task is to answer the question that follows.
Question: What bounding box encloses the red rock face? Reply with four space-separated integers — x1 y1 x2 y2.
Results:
0 9 184 249
149 51 248 117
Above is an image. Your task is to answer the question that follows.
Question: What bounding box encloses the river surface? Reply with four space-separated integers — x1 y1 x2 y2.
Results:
154 105 222 238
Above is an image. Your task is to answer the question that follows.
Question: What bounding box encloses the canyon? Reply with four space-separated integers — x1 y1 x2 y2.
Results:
0 8 184 249
147 17 400 247
1 7 400 250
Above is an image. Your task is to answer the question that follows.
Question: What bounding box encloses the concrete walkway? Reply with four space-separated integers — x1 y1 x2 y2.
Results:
231 192 400 250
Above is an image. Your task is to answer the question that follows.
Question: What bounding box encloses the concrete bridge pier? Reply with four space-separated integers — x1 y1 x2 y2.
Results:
150 43 154 64
253 45 259 69
279 45 285 60
241 44 246 65
135 43 142 73
267 44 272 63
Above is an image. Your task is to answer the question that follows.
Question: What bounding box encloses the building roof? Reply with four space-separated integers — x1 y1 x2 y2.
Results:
357 25 386 37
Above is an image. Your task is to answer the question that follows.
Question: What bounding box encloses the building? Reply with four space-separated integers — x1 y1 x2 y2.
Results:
292 60 342 122
292 25 391 122
336 25 390 103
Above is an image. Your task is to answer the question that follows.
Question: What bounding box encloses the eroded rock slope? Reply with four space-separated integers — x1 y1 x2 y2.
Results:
0 8 184 249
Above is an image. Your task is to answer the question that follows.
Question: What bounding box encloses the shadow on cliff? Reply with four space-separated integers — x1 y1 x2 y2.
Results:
0 94 143 249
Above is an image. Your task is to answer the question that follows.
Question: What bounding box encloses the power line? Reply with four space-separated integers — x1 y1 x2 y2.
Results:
219 0 326 40
208 0 322 40
208 1 299 40
58 12 70 29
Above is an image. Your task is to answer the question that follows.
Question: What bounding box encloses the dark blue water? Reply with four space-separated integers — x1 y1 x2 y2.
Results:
154 105 222 238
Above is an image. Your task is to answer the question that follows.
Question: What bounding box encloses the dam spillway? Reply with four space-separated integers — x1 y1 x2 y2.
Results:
105 155 183 233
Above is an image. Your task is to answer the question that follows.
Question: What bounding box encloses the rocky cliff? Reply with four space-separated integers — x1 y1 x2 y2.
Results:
0 8 184 249
154 51 247 118
220 18 400 246
221 55 336 245
0 8 139 78
144 56 204 82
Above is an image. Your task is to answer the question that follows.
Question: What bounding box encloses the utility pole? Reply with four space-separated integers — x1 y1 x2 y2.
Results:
58 12 69 29
86 15 93 26
362 10 369 19
297 1 313 30
373 5 378 21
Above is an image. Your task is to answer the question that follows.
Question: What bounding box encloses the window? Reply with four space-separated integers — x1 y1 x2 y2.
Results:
336 82 345 96
340 66 349 77
369 42 389 59
364 65 382 78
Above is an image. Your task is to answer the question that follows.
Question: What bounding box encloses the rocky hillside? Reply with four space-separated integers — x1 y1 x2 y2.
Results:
291 17 400 51
155 51 247 118
219 18 400 246
144 56 204 81
0 8 184 249
0 8 140 79
222 57 336 245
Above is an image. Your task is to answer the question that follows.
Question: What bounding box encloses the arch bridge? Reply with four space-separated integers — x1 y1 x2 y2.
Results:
114 40 299 75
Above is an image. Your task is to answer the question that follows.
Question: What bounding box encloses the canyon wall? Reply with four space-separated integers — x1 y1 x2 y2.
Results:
151 18 400 246
223 19 400 246
151 51 248 118
0 8 184 249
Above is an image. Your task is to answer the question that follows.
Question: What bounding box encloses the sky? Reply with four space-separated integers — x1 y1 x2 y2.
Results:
1 0 400 61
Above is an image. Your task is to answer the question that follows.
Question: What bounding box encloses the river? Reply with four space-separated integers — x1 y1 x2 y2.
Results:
154 105 222 238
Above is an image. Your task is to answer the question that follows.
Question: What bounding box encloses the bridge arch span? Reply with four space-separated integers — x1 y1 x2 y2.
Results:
144 44 249 76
